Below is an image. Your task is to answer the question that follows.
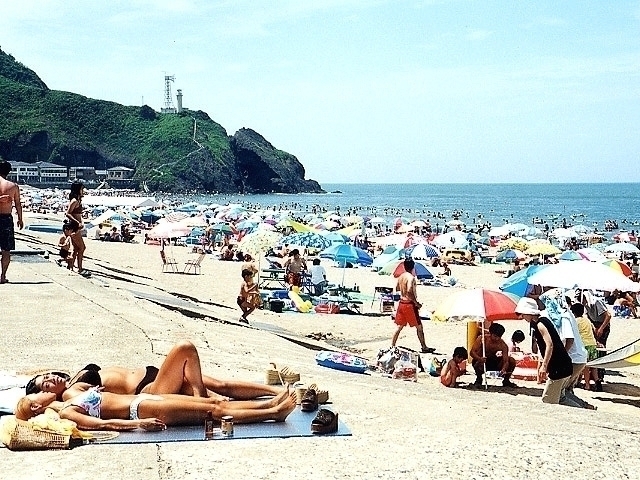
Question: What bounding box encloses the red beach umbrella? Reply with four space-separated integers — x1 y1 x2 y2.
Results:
432 288 519 322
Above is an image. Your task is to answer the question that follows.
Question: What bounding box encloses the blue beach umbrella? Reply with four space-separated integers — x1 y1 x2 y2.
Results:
319 244 373 266
499 265 548 297
405 243 440 259
280 232 332 250
559 250 584 261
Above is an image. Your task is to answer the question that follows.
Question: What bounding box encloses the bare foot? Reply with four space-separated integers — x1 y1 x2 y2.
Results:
264 386 290 408
273 392 297 422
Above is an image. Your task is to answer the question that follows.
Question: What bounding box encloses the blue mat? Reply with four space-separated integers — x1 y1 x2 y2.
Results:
97 408 350 443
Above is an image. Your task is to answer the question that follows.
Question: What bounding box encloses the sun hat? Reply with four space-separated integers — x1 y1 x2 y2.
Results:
515 298 540 315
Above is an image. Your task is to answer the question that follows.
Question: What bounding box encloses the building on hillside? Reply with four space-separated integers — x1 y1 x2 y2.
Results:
34 161 68 183
6 161 39 183
69 166 98 182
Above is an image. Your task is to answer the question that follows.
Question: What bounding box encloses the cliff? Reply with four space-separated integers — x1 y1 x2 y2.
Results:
0 48 323 194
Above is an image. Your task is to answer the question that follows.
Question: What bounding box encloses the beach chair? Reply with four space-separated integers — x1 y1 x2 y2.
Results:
183 253 206 274
160 250 178 273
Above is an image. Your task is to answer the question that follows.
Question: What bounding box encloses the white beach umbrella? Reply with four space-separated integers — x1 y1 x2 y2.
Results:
605 243 640 254
528 261 640 292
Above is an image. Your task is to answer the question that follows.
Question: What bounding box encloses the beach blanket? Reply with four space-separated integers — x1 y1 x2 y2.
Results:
97 408 350 444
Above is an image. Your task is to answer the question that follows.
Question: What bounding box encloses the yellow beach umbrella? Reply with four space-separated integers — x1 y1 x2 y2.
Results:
525 243 561 256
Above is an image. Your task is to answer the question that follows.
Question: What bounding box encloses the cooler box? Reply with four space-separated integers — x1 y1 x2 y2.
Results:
269 299 285 313
381 295 394 313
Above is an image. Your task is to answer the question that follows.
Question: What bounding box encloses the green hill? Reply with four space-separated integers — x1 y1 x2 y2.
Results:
0 48 323 193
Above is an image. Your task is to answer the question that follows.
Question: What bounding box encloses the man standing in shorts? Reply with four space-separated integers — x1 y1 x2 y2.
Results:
0 161 23 284
391 258 435 353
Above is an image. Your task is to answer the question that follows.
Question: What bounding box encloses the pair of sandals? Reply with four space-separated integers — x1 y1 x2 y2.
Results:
301 389 338 434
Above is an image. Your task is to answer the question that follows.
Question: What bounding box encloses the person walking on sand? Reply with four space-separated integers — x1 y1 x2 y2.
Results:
238 268 260 323
65 181 88 276
391 258 435 353
0 161 23 284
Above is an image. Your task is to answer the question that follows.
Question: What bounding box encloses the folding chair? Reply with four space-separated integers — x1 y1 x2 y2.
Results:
371 286 394 308
183 253 206 274
160 250 178 273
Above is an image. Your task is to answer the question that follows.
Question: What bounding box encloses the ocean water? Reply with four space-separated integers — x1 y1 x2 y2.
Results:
188 183 640 232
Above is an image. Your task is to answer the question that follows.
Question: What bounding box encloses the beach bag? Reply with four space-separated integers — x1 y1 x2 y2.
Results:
429 357 446 377
376 347 401 374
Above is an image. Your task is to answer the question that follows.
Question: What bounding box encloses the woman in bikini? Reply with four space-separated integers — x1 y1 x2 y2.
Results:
65 181 87 276
16 387 297 430
26 341 283 402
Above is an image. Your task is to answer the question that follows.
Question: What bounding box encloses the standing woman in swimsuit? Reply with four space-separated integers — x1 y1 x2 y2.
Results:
65 181 87 275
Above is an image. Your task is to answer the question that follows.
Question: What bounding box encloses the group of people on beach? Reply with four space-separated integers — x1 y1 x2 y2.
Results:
16 341 296 430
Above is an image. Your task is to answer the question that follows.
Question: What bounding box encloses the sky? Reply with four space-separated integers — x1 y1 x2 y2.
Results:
1 0 639 184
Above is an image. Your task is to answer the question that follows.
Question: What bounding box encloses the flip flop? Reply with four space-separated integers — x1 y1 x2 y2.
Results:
421 347 436 354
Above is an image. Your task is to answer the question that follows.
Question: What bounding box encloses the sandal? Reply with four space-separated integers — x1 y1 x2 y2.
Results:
265 363 301 385
307 383 329 404
300 388 318 412
421 347 436 354
311 408 338 434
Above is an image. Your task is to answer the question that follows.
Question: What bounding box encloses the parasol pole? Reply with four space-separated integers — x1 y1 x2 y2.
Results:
481 319 488 389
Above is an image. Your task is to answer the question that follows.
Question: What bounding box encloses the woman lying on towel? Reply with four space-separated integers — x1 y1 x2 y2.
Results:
26 341 283 402
15 387 297 430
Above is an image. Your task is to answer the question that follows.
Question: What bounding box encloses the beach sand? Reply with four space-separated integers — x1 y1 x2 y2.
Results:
2 213 640 479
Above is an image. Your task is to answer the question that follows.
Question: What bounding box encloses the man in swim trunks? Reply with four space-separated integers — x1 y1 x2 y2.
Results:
391 258 435 353
0 161 23 284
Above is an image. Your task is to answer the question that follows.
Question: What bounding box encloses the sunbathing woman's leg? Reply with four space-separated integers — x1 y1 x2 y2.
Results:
202 376 283 400
145 341 208 397
139 392 297 425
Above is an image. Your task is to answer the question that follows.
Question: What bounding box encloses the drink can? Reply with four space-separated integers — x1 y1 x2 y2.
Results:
221 415 234 437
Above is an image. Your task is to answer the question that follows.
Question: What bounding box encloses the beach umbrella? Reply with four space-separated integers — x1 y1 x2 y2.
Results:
587 339 640 369
558 250 584 261
497 238 529 252
499 264 548 297
576 247 607 262
322 231 349 244
496 249 526 262
179 215 209 228
387 260 434 280
527 261 640 292
371 246 404 271
405 243 440 259
369 216 386 225
525 243 561 256
319 243 373 287
319 244 373 267
605 243 640 254
148 222 192 240
602 259 632 277
280 232 332 250
140 211 163 224
165 211 190 222
238 230 283 257
432 289 519 322
209 222 235 234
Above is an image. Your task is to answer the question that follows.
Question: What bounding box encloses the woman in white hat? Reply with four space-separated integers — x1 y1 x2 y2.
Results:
515 298 572 404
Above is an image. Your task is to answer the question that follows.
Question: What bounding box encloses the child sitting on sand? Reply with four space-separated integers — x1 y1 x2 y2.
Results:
440 346 468 387
509 330 526 353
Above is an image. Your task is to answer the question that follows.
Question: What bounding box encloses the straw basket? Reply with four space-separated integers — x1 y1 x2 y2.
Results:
265 363 300 385
1 418 74 451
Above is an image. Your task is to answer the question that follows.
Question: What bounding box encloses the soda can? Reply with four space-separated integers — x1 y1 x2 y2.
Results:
221 415 234 437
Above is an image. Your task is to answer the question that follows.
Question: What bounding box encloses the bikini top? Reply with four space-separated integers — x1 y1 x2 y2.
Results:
68 364 103 388
64 387 102 418
69 200 83 215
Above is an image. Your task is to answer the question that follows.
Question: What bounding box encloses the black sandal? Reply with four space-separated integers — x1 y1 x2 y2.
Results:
311 408 338 434
301 388 318 412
